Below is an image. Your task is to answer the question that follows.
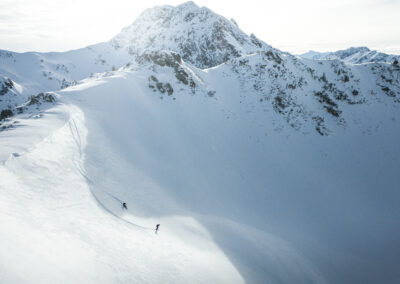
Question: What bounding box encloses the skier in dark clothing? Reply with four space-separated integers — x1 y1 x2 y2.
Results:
155 224 160 232
122 202 127 210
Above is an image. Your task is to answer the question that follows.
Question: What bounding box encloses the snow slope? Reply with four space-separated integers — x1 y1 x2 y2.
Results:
0 61 321 284
1 49 400 283
1 1 400 283
0 102 246 283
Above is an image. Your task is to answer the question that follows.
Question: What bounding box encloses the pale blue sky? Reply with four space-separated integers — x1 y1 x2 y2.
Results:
0 0 399 54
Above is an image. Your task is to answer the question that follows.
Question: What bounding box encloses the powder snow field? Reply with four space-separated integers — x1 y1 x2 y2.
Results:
0 71 318 283
0 97 245 284
1 54 400 283
1 1 400 283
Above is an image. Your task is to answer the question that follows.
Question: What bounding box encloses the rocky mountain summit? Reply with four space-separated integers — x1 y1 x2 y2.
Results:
111 1 270 69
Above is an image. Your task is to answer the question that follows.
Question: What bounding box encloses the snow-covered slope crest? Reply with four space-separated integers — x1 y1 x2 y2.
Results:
111 1 271 69
31 61 399 283
301 47 400 64
0 62 330 284
1 45 400 284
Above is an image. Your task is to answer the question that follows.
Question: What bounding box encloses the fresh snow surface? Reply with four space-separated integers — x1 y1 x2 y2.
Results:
1 2 400 284
0 102 244 284
1 52 400 283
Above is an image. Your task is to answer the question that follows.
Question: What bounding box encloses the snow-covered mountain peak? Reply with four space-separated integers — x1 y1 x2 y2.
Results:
340 46 370 54
301 46 400 64
110 1 271 69
329 46 372 61
136 1 201 22
1 2 400 283
173 1 200 11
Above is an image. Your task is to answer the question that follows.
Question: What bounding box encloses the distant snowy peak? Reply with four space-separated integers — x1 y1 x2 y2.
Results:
301 47 400 64
110 1 271 69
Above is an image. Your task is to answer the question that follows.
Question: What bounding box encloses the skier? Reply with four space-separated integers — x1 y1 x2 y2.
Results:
122 202 127 210
155 224 160 232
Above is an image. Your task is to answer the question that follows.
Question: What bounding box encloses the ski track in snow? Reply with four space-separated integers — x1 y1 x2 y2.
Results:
1 60 399 284
0 2 399 283
67 113 152 231
0 79 329 284
0 102 247 284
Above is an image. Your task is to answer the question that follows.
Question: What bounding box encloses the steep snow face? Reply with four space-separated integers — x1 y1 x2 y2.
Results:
110 1 270 69
1 51 399 283
0 102 245 284
301 47 400 64
68 55 400 284
1 2 400 283
0 58 324 284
